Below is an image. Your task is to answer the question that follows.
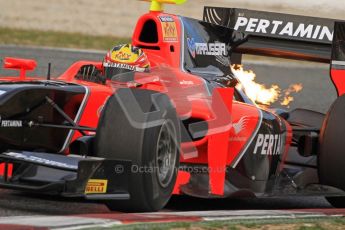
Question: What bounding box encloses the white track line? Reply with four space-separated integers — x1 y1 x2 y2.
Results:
0 215 121 229
0 209 340 229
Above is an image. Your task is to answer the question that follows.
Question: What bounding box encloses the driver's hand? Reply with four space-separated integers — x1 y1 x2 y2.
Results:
215 74 239 87
76 65 106 84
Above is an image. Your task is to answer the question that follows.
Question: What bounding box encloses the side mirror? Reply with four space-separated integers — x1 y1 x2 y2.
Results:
3 57 37 79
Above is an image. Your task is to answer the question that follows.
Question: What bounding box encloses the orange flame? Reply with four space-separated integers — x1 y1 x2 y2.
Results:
280 83 303 106
231 65 303 107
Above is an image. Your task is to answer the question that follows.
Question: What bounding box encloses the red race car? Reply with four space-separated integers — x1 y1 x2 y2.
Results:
0 0 345 212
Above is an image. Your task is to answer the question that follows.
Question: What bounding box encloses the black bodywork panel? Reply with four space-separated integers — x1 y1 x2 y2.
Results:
332 22 345 64
0 81 86 152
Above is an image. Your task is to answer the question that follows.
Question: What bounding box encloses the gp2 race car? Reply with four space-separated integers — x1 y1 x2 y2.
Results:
0 0 345 212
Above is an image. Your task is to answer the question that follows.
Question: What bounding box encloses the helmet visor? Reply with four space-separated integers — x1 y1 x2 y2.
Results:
104 62 148 80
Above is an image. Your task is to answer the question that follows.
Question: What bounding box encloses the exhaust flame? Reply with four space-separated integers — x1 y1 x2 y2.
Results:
280 83 303 106
231 65 303 107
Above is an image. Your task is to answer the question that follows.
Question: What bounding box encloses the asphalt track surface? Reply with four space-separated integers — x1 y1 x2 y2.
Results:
0 45 337 217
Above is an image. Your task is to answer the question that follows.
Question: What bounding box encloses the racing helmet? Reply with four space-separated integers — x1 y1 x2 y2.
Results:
103 44 150 80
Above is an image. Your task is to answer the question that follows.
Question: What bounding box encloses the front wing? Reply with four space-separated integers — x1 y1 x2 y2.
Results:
0 151 131 200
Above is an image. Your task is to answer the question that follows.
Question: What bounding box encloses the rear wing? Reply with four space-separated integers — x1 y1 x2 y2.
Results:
203 7 340 63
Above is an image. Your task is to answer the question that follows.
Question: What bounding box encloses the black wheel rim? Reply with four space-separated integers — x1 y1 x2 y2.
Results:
156 120 177 188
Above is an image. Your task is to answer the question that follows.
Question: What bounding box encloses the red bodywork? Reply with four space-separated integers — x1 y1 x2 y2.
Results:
331 67 345 96
0 10 292 196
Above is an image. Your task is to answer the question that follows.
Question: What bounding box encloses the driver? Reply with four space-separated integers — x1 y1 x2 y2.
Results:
103 44 150 80
76 44 150 84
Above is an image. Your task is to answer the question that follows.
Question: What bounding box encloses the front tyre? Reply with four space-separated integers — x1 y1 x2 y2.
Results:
94 88 180 212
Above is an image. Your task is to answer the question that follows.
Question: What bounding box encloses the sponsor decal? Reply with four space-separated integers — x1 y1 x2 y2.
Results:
159 16 178 42
0 116 22 127
114 51 131 61
196 42 227 56
229 116 249 142
234 16 333 42
180 80 194 85
104 62 136 71
103 62 146 73
85 179 108 194
233 116 249 135
253 134 283 155
4 152 77 170
187 38 227 57
187 37 196 58
159 16 174 22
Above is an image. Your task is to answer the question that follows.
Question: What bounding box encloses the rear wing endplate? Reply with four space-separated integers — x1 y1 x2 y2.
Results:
331 22 345 96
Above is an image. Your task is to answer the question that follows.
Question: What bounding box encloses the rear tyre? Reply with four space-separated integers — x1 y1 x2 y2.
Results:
319 94 345 207
94 88 180 212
